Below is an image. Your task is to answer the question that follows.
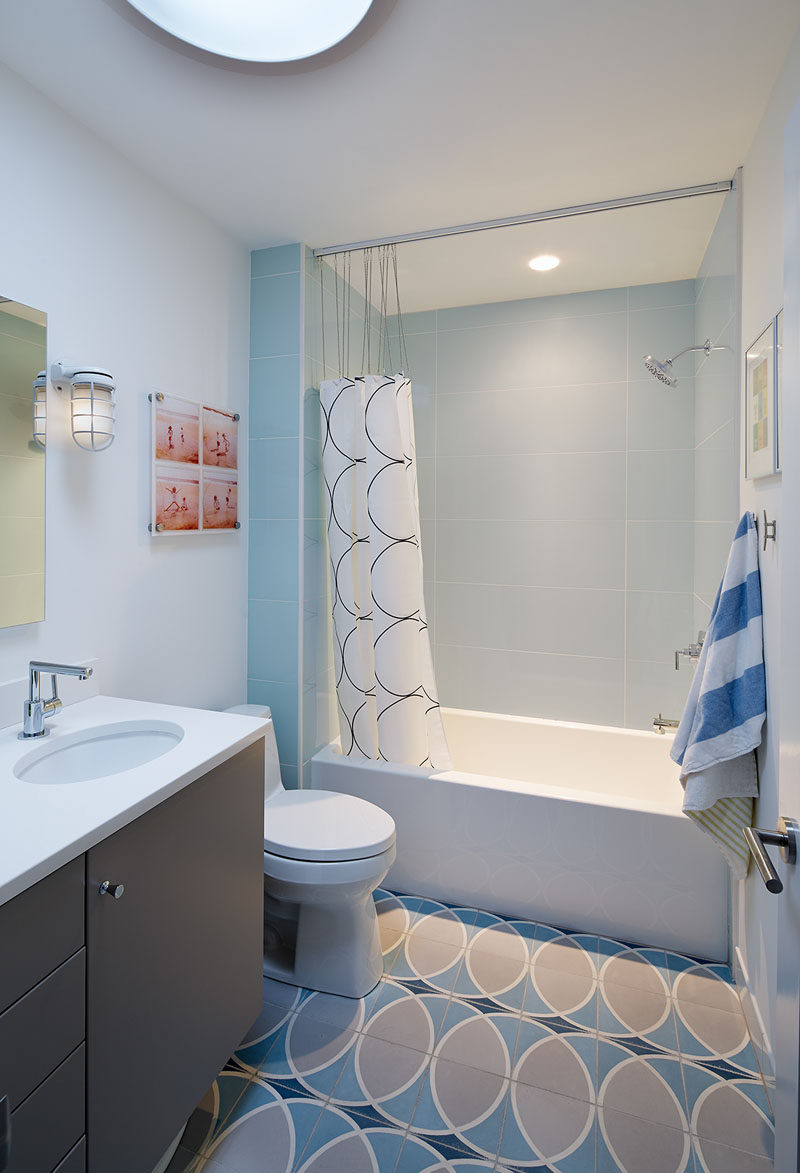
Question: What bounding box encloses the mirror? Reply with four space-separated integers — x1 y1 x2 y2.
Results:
0 297 46 628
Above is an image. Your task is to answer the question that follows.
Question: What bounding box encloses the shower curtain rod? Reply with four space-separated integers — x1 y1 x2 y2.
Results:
313 179 734 258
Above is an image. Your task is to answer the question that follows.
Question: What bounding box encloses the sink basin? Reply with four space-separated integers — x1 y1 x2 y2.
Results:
14 720 184 785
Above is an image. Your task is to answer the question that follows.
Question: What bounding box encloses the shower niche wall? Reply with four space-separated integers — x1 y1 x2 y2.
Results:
404 189 740 732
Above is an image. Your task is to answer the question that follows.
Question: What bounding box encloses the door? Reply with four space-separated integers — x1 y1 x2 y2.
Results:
774 95 800 1173
86 743 264 1173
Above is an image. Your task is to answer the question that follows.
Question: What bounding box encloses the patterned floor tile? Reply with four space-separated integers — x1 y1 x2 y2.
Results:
692 1135 775 1173
513 1021 597 1103
177 892 772 1172
597 1109 691 1173
202 1078 327 1172
681 1067 774 1161
598 979 679 1053
362 977 453 1053
328 1033 431 1128
596 938 672 994
673 998 760 1075
597 1040 689 1131
410 1060 510 1162
497 1082 596 1171
180 1071 253 1156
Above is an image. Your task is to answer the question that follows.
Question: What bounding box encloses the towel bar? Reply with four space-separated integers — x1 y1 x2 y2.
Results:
743 816 799 894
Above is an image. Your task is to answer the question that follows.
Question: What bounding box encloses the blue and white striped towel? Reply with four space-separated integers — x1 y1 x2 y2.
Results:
670 512 766 877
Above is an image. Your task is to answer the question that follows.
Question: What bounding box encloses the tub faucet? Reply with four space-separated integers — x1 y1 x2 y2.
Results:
653 714 680 735
19 660 93 740
675 630 706 671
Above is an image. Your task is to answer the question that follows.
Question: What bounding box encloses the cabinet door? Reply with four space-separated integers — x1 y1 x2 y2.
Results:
86 743 264 1173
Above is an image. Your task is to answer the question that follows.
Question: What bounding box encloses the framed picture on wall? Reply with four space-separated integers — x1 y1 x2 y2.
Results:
745 320 778 479
149 392 241 535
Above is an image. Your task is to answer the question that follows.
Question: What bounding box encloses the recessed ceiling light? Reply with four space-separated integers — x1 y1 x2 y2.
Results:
528 255 560 272
125 0 376 62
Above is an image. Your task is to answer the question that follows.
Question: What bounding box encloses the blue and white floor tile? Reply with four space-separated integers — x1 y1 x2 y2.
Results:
168 890 773 1172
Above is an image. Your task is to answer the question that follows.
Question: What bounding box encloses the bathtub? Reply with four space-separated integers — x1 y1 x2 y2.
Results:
311 708 730 961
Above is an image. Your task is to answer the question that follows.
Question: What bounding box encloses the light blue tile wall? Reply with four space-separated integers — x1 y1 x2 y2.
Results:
412 281 701 729
248 245 303 786
300 250 370 784
692 187 740 638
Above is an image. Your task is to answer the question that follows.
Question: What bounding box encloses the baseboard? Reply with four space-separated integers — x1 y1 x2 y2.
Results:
733 945 776 1105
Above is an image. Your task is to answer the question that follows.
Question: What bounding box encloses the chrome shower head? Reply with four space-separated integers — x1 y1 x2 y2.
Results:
642 338 713 388
643 355 678 387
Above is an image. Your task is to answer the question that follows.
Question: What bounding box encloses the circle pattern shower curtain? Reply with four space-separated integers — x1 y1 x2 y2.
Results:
320 374 451 769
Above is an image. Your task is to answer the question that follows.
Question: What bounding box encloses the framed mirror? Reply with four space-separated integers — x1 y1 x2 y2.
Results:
0 296 46 628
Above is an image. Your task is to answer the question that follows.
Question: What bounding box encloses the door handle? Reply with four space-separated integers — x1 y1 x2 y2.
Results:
742 816 799 894
0 1094 10 1173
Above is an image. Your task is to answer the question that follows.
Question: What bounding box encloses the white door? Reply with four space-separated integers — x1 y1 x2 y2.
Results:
773 95 800 1173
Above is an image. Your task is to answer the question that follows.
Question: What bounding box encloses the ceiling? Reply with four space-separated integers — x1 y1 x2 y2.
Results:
1 0 798 307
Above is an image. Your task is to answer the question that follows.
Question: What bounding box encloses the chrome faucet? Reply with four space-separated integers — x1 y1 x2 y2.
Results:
19 661 93 739
675 630 706 671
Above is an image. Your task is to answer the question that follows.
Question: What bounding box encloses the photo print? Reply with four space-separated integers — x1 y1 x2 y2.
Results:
202 469 238 530
203 405 238 469
155 469 200 531
154 395 200 464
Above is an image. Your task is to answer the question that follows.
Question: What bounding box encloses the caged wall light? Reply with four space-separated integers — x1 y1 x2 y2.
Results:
32 371 47 450
51 362 117 451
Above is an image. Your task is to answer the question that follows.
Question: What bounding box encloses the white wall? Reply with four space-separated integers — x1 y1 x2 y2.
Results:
0 65 250 710
736 28 800 1082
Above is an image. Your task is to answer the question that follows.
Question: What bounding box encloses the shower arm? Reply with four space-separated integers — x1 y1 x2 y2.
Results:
666 338 723 365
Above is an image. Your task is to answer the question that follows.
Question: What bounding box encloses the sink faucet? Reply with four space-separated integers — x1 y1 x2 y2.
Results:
19 661 93 740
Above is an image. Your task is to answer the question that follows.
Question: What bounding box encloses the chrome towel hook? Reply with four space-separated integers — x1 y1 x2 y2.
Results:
753 510 777 552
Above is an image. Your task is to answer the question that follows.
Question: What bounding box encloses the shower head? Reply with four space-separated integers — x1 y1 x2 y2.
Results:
642 338 713 387
643 355 678 387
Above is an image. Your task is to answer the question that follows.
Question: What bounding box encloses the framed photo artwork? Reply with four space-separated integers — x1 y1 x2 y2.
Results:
149 392 240 535
745 320 778 480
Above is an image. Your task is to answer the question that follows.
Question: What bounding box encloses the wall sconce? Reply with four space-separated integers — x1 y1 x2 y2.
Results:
51 362 116 451
32 370 47 449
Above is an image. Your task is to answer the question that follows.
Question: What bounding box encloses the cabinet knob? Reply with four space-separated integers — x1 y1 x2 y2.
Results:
99 881 125 900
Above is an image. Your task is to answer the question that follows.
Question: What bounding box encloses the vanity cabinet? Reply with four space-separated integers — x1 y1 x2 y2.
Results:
0 741 264 1173
86 742 264 1173
0 858 85 1173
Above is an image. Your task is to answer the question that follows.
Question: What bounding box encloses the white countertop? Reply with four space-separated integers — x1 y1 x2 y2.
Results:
0 695 267 907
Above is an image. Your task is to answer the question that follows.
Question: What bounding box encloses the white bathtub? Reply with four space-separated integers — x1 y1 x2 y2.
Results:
311 708 730 961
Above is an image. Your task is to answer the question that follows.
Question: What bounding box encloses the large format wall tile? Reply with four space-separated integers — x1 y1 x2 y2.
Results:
437 452 627 521
435 582 625 660
436 383 626 457
436 644 625 726
436 311 628 394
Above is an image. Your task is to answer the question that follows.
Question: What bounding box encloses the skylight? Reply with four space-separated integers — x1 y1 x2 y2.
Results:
126 0 376 62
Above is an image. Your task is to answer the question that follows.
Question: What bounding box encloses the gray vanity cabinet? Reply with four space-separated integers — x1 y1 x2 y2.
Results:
86 742 264 1173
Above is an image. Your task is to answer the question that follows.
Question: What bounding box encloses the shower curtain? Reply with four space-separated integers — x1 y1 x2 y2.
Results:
320 373 451 770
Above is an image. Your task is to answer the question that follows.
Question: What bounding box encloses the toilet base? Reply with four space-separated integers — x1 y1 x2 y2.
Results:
263 891 384 999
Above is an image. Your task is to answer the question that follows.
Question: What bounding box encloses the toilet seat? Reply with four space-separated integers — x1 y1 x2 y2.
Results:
264 789 396 862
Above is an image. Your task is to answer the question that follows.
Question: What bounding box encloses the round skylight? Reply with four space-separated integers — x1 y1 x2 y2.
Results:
126 0 376 62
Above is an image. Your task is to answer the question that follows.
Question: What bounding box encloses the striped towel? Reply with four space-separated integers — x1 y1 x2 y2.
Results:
670 512 766 877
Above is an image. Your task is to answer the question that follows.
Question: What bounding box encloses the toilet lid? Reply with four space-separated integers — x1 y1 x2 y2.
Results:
264 790 396 862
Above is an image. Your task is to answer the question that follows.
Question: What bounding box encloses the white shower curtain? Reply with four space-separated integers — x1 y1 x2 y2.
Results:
320 374 451 769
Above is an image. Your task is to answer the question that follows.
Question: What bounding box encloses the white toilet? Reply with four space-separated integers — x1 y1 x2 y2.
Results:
226 705 396 999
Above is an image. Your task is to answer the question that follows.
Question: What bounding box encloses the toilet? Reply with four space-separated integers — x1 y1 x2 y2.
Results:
226 705 396 999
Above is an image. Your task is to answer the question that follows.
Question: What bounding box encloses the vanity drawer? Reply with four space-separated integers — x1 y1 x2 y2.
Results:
0 949 85 1110
52 1139 85 1173
0 859 85 1014
7 1045 84 1173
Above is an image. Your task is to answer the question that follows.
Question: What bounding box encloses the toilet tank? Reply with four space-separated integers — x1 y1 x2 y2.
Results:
224 705 284 799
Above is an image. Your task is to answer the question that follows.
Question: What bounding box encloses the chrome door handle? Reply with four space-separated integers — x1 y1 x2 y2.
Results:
742 816 799 894
99 881 125 900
